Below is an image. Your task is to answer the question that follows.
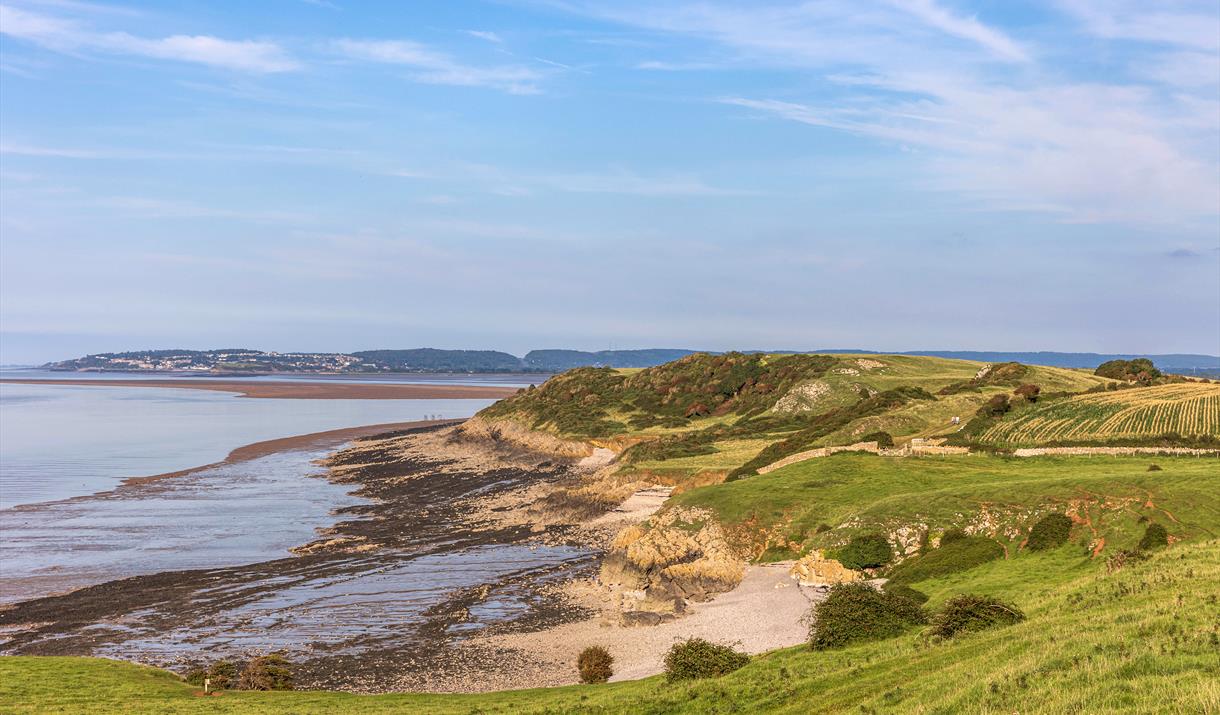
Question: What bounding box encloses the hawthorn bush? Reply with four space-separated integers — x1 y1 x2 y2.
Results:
836 533 894 570
929 594 1024 638
577 646 614 684
810 582 926 650
663 639 749 681
1026 513 1073 551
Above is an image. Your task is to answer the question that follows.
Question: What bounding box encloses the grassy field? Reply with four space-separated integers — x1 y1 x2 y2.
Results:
670 453 1220 560
4 538 1216 714
978 382 1220 447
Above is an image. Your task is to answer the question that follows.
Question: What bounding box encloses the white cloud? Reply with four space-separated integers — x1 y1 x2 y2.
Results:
331 38 542 94
464 30 502 43
0 4 299 72
889 0 1028 61
1059 0 1220 52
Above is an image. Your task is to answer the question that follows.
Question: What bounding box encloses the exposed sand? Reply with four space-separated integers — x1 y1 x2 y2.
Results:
474 562 821 687
122 419 460 486
0 378 520 400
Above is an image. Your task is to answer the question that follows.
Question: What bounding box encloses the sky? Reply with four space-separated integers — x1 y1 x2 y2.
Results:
1 0 1218 364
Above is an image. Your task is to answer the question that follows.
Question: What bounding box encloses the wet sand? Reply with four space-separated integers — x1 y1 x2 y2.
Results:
122 419 460 487
0 378 520 400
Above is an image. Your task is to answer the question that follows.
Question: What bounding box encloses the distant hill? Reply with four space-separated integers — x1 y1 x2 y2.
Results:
350 349 523 372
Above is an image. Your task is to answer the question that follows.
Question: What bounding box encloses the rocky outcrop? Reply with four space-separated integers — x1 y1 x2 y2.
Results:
788 551 862 587
455 417 593 460
599 507 745 623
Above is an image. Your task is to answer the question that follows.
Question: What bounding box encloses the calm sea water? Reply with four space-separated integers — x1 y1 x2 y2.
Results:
0 381 496 509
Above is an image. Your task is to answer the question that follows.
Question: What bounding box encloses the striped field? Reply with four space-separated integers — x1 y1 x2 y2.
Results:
979 382 1220 446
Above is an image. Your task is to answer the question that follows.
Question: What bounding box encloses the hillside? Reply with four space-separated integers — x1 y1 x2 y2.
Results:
969 382 1220 447
5 537 1216 713
477 352 1130 481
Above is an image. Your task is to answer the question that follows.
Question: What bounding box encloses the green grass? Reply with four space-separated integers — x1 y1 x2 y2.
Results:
4 539 1217 714
671 453 1220 558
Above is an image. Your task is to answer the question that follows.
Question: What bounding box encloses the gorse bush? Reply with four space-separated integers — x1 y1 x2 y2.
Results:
886 535 1004 584
810 582 926 650
977 394 1012 418
204 660 238 690
861 430 894 448
836 533 894 570
236 654 294 691
929 594 1024 638
1138 523 1169 551
1026 513 1073 551
663 639 749 681
939 528 969 545
577 646 614 684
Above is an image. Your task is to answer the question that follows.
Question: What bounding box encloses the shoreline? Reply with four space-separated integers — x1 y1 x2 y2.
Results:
121 419 463 488
0 378 520 400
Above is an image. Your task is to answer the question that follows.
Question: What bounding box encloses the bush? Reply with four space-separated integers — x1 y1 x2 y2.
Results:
205 660 238 690
1137 523 1169 551
1013 384 1041 402
663 638 749 681
236 654 294 691
577 646 614 684
939 528 968 545
977 394 1012 418
886 536 1004 584
861 430 894 448
929 594 1024 638
1026 513 1073 551
837 533 894 570
184 669 207 687
810 582 926 650
881 581 929 604
1147 463 1162 472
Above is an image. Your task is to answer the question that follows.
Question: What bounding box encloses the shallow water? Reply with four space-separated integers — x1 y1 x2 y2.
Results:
0 381 493 508
0 448 365 604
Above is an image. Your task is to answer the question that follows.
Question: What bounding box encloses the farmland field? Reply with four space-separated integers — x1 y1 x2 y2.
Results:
978 383 1220 446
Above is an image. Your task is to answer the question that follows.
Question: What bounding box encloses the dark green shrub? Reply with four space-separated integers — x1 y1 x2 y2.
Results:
1137 523 1169 551
861 431 894 448
1095 358 1161 383
929 594 1024 638
1147 464 1162 472
939 528 968 544
881 581 929 604
1026 513 1073 551
236 654 294 691
886 536 1004 584
205 660 238 690
184 669 207 687
663 638 749 681
837 533 894 570
810 582 926 650
577 646 614 684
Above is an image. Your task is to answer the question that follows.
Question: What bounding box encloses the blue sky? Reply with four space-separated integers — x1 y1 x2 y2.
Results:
1 0 1217 363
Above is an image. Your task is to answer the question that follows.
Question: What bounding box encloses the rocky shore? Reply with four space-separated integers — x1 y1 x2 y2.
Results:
0 418 820 692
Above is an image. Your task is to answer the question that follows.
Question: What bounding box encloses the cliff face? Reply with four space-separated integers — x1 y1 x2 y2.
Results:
454 416 594 460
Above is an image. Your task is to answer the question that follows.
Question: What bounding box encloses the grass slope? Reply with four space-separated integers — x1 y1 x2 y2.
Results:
671 454 1219 560
4 539 1217 714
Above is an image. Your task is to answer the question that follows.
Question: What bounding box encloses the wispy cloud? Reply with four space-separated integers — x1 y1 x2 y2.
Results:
331 38 542 94
559 0 1219 224
464 30 502 43
0 4 300 72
